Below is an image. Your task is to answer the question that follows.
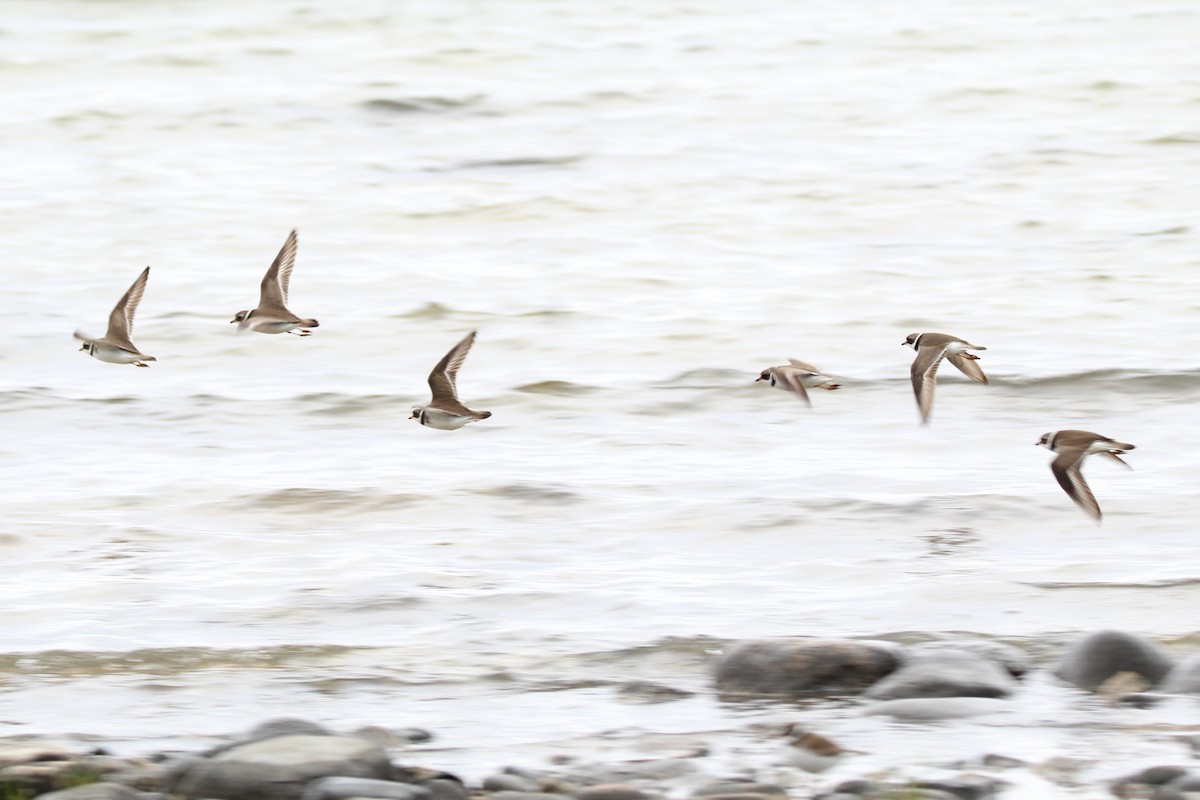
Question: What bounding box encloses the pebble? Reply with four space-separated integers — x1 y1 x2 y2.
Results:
34 786 146 800
573 783 655 800
692 782 787 799
488 793 576 800
483 775 542 793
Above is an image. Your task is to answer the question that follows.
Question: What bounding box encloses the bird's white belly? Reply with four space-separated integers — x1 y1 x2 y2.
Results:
421 409 472 430
242 318 298 334
91 345 143 364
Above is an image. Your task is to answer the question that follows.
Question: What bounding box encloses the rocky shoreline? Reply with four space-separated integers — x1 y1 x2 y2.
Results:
5 629 1200 800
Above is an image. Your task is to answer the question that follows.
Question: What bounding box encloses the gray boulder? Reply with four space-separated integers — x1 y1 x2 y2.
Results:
864 650 1016 699
908 640 1030 677
203 718 335 758
168 735 393 800
714 639 899 696
1053 630 1175 690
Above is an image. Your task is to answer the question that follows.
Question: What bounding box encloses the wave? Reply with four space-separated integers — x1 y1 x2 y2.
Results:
429 155 585 172
243 487 424 512
474 483 581 505
513 380 600 396
360 95 485 114
1001 368 1200 391
0 644 365 677
1019 577 1200 590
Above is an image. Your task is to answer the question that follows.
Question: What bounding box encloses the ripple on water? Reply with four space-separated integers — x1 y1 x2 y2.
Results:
475 483 581 505
243 487 424 513
513 380 600 396
360 95 485 114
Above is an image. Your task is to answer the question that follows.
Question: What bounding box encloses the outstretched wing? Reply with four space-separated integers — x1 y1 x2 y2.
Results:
104 266 150 350
258 230 298 313
1051 449 1102 522
427 330 477 414
947 353 988 384
910 345 946 424
775 367 812 407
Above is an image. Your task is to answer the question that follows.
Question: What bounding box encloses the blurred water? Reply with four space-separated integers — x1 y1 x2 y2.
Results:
1 0 1200 787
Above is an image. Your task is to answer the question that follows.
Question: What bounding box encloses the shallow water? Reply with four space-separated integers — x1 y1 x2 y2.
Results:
2 0 1200 793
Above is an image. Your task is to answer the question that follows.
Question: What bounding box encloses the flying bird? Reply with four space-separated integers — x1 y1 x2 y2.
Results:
74 266 156 367
903 332 988 423
756 359 840 407
1037 429 1135 522
231 229 319 335
411 330 492 430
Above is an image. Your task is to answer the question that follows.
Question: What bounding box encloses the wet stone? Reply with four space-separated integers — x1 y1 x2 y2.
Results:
864 650 1016 700
564 758 695 785
573 784 654 800
909 640 1031 677
863 697 1011 720
714 638 899 696
484 775 542 793
416 777 468 800
693 782 787 799
1166 773 1200 791
1160 651 1200 693
34 785 146 800
169 735 393 800
300 776 431 800
488 793 576 800
203 718 335 758
1053 630 1175 691
0 744 77 769
912 778 1003 800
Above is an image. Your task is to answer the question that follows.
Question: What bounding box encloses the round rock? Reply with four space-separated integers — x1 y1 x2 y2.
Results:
909 640 1031 677
169 735 393 800
863 650 1016 699
300 777 429 800
1053 630 1175 691
714 639 899 696
693 783 787 799
33 787 144 800
483 775 541 793
574 785 653 800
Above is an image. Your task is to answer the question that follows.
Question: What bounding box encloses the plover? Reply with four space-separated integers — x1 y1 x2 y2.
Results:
411 330 492 430
1037 430 1135 522
74 266 156 367
903 332 988 424
231 229 319 335
779 724 864 773
756 360 840 407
